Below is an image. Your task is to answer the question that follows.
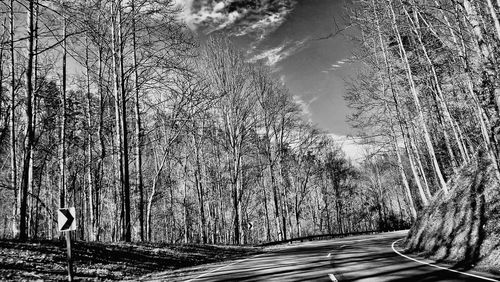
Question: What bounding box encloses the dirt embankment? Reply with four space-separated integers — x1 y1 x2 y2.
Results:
405 150 500 275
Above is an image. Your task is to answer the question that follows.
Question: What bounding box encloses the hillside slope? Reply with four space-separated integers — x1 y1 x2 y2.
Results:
405 150 500 274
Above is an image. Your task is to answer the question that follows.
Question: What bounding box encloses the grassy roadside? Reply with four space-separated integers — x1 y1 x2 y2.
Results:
0 239 263 281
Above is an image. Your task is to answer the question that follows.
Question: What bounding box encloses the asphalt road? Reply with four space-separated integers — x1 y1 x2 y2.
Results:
186 230 500 282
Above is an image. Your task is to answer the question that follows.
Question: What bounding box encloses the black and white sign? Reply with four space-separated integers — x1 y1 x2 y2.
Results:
58 207 76 232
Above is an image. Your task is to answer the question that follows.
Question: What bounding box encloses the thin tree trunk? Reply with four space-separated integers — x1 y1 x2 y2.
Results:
408 122 432 200
117 0 131 242
462 0 500 167
96 44 104 242
183 154 188 243
371 0 427 208
59 0 67 210
193 125 207 244
131 0 144 242
262 177 271 242
389 0 447 194
386 107 417 219
19 0 35 240
10 0 18 238
110 1 125 241
28 1 40 238
404 2 468 166
85 30 95 241
146 148 168 241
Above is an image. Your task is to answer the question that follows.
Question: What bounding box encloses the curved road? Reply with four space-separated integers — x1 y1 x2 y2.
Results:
186 231 500 282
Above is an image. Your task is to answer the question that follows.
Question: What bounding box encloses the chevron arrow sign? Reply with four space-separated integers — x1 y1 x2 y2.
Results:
58 207 76 232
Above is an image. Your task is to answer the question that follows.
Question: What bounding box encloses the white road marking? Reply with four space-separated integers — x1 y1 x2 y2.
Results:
391 239 499 282
327 252 331 257
185 253 263 282
328 273 338 281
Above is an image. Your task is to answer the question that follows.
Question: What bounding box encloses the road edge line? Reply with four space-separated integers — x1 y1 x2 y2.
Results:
391 239 499 282
328 273 338 281
185 253 262 282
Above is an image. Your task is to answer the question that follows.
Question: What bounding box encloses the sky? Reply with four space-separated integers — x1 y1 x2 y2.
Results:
173 0 366 160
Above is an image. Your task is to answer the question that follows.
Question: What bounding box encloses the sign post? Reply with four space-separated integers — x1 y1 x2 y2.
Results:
58 207 76 281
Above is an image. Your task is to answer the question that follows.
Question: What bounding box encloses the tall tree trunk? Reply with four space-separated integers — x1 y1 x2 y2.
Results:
262 177 271 242
451 3 493 155
146 148 168 241
96 44 104 242
408 121 432 200
386 108 417 219
10 0 18 238
371 0 426 209
266 144 281 241
232 148 242 244
193 125 207 244
110 0 125 241
85 30 95 241
117 0 131 242
28 1 40 238
462 0 500 167
182 154 189 243
19 0 35 240
131 0 144 242
404 2 468 166
388 0 447 194
59 13 67 210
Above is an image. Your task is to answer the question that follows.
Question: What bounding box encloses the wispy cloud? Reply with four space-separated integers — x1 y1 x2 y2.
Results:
249 38 308 67
323 58 351 73
279 75 287 86
249 45 285 66
174 0 297 41
309 96 319 104
293 94 320 121
293 95 312 119
174 1 243 32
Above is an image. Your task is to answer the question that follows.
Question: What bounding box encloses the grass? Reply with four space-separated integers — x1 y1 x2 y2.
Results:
0 238 263 281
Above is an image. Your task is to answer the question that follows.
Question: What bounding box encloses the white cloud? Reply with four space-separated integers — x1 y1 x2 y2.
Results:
292 94 320 122
309 96 319 104
323 58 350 73
280 75 286 85
249 38 309 67
328 134 369 163
173 0 196 29
233 8 292 40
174 0 297 42
213 2 225 12
293 95 312 120
250 45 286 66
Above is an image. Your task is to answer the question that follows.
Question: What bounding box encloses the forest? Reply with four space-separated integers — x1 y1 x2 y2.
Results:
345 0 500 220
4 0 499 246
